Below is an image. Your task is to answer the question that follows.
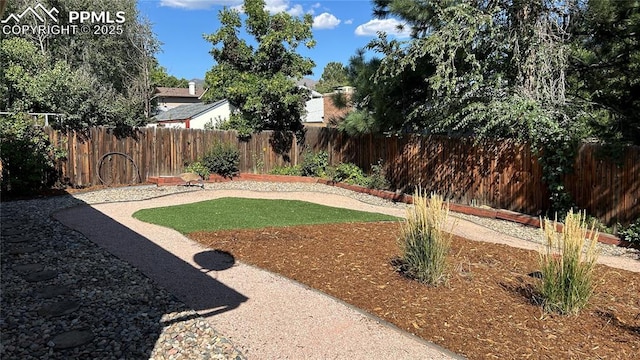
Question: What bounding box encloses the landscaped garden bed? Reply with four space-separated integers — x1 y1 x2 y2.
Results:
187 222 639 359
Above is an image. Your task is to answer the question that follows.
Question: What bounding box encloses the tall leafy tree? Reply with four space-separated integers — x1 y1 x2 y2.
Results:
2 0 159 124
570 0 640 145
203 0 316 138
334 45 433 135
368 0 590 213
151 64 190 88
0 38 144 130
315 62 350 94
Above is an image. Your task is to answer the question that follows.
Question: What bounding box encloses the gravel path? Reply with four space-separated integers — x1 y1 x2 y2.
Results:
1 186 243 359
2 181 637 359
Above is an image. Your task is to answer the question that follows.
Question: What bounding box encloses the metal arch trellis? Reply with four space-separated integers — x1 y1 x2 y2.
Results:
97 152 142 186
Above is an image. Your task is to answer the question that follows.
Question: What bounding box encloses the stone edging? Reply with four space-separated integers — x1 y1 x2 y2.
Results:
147 173 630 248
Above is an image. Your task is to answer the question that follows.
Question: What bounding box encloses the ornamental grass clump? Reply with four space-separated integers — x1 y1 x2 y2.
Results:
538 210 600 315
398 192 453 286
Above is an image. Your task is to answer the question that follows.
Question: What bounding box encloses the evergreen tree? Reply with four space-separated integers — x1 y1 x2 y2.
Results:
315 62 350 94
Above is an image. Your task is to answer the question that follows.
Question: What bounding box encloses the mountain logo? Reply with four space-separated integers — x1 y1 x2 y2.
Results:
1 3 59 24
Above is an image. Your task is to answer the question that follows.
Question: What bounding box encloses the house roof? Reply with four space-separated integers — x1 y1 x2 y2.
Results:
153 86 205 99
154 100 228 122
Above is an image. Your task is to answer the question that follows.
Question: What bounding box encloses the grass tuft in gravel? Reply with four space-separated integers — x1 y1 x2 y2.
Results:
133 197 400 233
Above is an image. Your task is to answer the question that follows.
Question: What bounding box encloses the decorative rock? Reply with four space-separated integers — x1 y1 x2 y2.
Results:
38 300 81 317
528 271 543 279
37 285 72 298
7 245 39 255
24 270 58 282
49 330 94 349
13 263 45 274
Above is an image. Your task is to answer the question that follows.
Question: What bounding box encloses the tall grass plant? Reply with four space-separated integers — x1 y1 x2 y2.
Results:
538 210 600 315
398 192 454 286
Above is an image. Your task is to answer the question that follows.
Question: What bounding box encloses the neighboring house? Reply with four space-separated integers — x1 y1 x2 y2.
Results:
303 88 324 124
323 86 355 125
148 100 234 129
152 82 206 112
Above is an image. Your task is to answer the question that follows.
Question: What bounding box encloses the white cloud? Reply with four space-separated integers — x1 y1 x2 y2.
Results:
160 0 241 10
344 18 353 25
259 0 308 16
288 4 304 16
162 0 312 18
355 18 412 38
313 12 340 30
264 0 289 13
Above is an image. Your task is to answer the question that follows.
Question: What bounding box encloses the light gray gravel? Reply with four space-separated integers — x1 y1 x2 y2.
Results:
1 187 244 360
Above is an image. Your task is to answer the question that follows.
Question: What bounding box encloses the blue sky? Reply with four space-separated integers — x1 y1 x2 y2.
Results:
137 0 410 81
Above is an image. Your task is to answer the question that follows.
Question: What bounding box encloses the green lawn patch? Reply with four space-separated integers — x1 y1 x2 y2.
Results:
133 197 399 233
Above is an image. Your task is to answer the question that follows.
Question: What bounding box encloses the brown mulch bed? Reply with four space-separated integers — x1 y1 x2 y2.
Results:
189 222 640 359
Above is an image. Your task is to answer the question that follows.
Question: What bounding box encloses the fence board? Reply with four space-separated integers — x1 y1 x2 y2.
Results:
43 126 639 224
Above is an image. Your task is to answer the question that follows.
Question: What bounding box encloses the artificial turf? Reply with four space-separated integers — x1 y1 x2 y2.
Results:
132 197 399 233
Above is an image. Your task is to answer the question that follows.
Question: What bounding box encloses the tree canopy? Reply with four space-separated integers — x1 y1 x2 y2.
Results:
315 62 350 94
1 0 159 130
346 0 639 147
151 64 190 88
333 0 640 213
203 0 316 138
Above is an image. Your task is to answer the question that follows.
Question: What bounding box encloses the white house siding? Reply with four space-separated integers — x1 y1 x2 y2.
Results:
304 97 324 123
148 120 187 129
190 101 234 129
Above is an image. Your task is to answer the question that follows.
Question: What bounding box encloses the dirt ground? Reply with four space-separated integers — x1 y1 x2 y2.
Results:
189 222 640 360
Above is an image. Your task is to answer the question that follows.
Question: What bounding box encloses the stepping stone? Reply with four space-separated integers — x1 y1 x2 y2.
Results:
37 285 71 299
7 246 39 255
38 300 81 317
24 270 58 282
13 264 45 274
49 330 94 349
5 236 30 243
2 228 24 236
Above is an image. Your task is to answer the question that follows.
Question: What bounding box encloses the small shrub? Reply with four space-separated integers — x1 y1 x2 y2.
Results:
618 218 640 245
184 161 210 180
0 113 57 194
300 150 329 177
398 191 453 286
538 210 600 315
367 159 390 190
332 162 367 185
202 142 240 178
269 164 302 176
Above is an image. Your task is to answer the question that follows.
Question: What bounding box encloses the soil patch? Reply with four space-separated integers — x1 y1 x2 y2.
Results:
189 222 640 359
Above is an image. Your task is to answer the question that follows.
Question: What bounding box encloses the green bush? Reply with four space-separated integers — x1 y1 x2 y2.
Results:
184 161 210 180
618 218 640 245
398 192 453 286
0 113 57 195
366 159 390 190
300 150 329 177
202 142 240 178
332 162 367 185
538 210 600 315
269 164 302 176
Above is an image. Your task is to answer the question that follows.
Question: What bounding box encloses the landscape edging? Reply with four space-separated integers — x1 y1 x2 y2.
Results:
147 173 629 247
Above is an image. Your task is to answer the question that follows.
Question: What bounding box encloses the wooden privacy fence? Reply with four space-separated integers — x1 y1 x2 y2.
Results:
45 126 639 224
